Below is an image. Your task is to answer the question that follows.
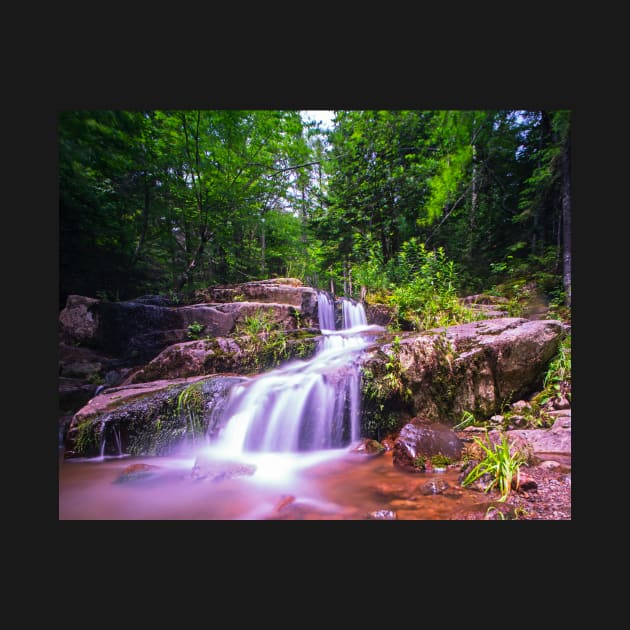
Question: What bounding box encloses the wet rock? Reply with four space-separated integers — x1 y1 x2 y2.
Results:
516 472 537 493
115 463 161 483
393 420 463 471
65 375 243 458
272 495 296 514
367 510 397 520
420 479 450 495
381 437 396 451
352 439 386 455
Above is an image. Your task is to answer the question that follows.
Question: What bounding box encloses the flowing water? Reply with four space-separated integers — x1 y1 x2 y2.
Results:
58 294 493 520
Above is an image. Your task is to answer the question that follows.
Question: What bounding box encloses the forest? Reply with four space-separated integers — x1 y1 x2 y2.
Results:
59 109 571 326
58 108 572 520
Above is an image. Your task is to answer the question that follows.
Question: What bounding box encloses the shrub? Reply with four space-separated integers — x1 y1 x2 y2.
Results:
461 431 526 502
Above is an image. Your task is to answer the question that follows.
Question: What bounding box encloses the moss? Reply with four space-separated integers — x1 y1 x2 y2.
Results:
235 330 317 374
360 364 409 441
431 453 452 467
69 380 215 457
429 332 459 418
176 381 207 447
73 418 101 456
125 395 186 456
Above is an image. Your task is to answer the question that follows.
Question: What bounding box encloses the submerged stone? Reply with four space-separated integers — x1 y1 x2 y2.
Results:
114 463 161 483
190 454 257 481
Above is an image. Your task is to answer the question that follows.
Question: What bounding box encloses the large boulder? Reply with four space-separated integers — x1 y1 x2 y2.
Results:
58 283 318 363
121 330 319 384
360 317 565 427
58 295 100 345
64 374 246 458
499 412 571 456
393 420 463 471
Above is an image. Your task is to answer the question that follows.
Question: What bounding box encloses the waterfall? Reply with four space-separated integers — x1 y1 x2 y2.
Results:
317 291 336 332
211 294 380 456
342 298 367 328
98 419 126 459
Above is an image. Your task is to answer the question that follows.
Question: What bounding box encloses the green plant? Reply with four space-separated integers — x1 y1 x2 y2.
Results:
87 373 104 385
485 505 530 520
383 335 411 399
413 455 427 470
74 419 100 455
530 333 571 412
431 453 452 467
485 505 506 520
187 321 205 340
543 334 571 391
238 308 276 336
453 409 476 430
177 382 205 444
461 431 526 502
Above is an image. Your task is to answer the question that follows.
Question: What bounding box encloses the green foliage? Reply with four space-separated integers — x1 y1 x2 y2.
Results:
413 454 427 470
530 333 571 412
385 242 479 330
233 308 314 372
60 108 571 331
383 335 412 399
237 309 277 337
453 410 476 431
360 365 407 441
73 419 100 455
187 321 204 340
461 432 527 502
431 453 452 467
543 333 571 390
177 382 206 446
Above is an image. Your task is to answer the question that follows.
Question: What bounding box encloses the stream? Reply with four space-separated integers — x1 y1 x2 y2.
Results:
58 294 494 520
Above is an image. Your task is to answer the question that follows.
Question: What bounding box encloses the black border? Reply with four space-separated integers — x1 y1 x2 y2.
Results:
21 49 589 577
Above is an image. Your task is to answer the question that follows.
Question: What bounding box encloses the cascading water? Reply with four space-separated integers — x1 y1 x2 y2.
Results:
210 293 379 460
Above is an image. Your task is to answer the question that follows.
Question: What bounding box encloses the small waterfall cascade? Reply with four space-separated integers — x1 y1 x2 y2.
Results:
212 293 379 456
98 419 126 460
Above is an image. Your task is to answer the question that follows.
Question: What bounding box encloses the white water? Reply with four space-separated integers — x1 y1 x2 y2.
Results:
208 295 379 463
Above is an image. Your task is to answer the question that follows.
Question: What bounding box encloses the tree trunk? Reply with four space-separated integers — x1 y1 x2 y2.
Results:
561 128 571 307
261 218 266 277
533 111 552 255
174 230 210 291
129 175 150 270
469 142 477 263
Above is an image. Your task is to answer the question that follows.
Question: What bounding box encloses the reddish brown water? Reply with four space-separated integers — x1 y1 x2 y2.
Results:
58 446 494 520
